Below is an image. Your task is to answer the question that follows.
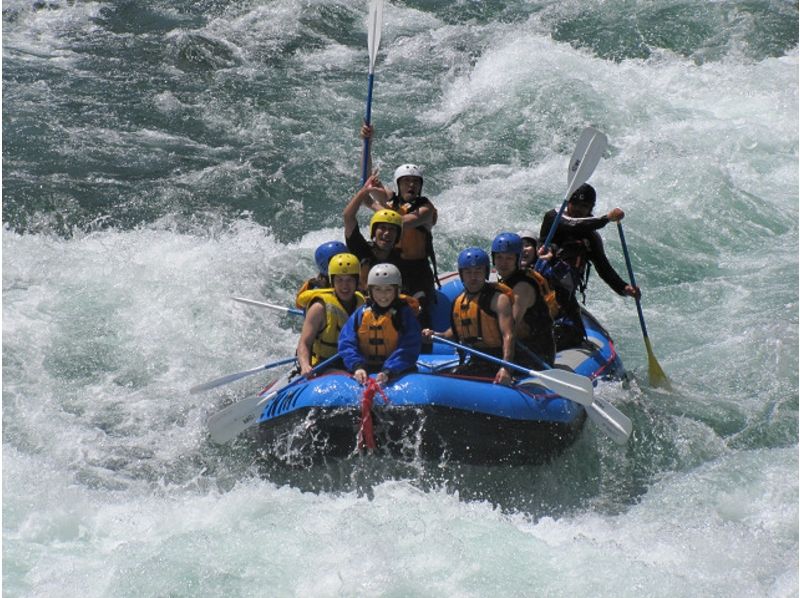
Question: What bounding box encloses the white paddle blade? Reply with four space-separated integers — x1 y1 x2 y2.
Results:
207 374 292 443
586 397 632 445
517 368 594 406
367 0 384 71
207 391 275 444
565 127 608 199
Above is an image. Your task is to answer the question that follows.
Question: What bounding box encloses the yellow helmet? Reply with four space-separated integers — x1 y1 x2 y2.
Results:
327 253 360 278
369 209 402 239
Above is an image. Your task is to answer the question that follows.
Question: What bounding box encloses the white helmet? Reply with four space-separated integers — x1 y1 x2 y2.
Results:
393 164 423 191
367 263 402 287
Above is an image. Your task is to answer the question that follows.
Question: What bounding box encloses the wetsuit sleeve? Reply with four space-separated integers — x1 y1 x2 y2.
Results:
587 232 628 295
338 308 367 372
345 227 373 262
540 209 610 243
382 305 422 375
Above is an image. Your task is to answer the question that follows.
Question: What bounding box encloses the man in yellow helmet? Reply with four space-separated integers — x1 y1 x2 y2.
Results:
295 253 365 376
343 174 404 290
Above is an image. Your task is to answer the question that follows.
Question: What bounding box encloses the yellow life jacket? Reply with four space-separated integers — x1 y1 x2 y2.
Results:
393 201 437 261
356 296 417 369
294 276 329 308
296 289 365 365
451 282 514 350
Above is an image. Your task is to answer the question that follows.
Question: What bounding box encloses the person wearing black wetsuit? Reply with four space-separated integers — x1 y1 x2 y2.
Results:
539 183 640 350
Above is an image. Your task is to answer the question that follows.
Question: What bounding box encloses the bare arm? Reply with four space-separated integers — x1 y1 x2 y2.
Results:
511 281 535 337
343 175 383 238
493 293 515 385
296 302 326 376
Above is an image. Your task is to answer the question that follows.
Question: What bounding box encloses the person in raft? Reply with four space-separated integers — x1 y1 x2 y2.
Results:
295 253 364 377
359 124 440 328
491 232 556 367
539 182 639 350
294 240 348 308
421 247 515 386
338 263 422 386
342 175 405 290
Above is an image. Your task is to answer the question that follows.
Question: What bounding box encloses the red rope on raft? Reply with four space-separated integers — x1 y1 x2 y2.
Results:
358 378 389 450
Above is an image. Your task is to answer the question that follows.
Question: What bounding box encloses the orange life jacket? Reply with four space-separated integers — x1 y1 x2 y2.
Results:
392 199 437 261
357 295 418 369
451 282 514 350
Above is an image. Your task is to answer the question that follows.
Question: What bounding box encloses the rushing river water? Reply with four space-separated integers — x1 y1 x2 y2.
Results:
3 1 798 596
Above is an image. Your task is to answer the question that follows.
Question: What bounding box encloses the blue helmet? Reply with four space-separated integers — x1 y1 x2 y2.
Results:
457 247 490 280
491 232 522 256
314 241 348 275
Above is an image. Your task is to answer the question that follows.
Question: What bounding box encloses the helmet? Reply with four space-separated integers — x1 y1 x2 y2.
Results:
314 241 348 275
367 263 402 287
457 247 490 280
327 253 360 278
369 209 403 239
516 230 537 243
393 164 423 191
569 183 596 207
491 232 522 256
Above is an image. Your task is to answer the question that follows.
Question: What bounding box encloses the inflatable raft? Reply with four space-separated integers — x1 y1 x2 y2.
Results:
248 274 626 465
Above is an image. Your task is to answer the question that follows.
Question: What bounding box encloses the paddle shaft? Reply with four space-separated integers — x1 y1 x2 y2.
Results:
232 296 304 317
190 355 297 394
616 222 649 337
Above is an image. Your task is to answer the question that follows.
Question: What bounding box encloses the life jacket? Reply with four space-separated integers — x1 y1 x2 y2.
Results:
391 195 441 289
500 270 556 331
451 282 514 350
356 295 418 370
296 289 365 365
553 239 593 303
295 276 329 309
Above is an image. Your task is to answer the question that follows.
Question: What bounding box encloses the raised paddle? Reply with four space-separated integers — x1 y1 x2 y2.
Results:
232 296 304 317
616 222 671 389
190 356 298 394
539 127 609 255
360 0 385 185
207 352 343 444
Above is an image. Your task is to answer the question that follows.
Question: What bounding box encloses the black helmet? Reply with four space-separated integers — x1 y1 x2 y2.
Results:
569 183 596 207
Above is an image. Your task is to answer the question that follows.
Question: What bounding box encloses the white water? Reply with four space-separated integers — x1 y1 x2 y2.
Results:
3 0 798 596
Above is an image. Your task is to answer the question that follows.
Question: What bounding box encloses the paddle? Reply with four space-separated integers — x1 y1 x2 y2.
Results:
190 356 298 394
538 127 609 255
360 0 384 185
616 222 671 389
207 352 343 444
514 342 632 445
232 296 304 317
431 335 593 406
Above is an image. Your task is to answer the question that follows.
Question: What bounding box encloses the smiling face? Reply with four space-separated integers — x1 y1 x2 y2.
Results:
333 274 358 302
372 223 399 251
369 284 397 307
493 252 518 279
520 239 536 268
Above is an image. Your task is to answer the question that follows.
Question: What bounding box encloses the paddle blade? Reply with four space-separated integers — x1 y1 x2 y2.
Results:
367 0 384 71
645 338 672 390
207 390 275 444
586 397 632 445
517 368 594 406
565 127 608 199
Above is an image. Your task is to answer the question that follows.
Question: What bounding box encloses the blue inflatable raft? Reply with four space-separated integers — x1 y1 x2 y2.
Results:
251 274 625 464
